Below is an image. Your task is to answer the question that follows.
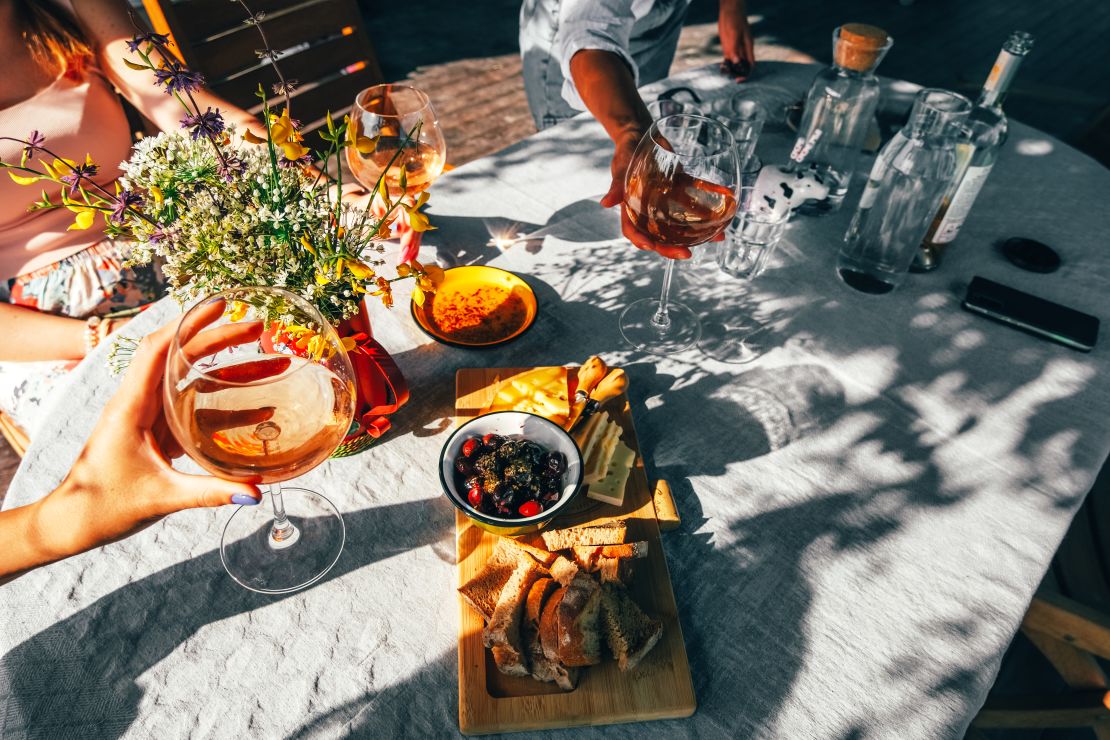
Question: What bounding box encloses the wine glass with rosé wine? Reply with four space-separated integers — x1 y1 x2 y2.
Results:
163 288 356 594
346 84 447 198
620 114 741 354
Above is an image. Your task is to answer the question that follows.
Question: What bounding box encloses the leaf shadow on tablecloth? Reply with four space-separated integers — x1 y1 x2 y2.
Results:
3 202 1103 737
0 493 459 739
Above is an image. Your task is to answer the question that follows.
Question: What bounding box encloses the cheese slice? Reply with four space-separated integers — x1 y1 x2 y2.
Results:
584 421 621 485
579 412 612 464
587 440 636 506
483 367 570 425
572 411 604 449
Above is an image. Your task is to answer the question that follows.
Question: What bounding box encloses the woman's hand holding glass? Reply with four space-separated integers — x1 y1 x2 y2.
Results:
0 303 262 586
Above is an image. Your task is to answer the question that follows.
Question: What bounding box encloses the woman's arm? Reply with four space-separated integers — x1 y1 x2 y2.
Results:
68 0 261 134
0 301 261 586
0 303 87 361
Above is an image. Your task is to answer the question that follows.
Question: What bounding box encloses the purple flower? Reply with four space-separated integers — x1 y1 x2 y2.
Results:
278 154 313 169
216 155 247 182
181 107 225 141
127 32 170 53
110 189 144 223
153 64 204 95
147 226 173 245
58 161 99 196
22 130 46 159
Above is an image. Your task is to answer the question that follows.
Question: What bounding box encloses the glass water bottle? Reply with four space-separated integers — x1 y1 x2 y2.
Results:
788 24 893 215
838 89 972 294
913 31 1035 271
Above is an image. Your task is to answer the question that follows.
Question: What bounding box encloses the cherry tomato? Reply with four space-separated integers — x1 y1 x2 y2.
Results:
467 487 483 508
517 500 541 518
461 438 481 458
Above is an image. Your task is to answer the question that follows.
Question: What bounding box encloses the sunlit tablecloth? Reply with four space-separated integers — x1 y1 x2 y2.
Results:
4 63 1110 739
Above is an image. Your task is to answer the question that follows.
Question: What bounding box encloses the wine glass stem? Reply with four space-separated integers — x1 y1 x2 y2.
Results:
651 259 677 332
269 481 297 544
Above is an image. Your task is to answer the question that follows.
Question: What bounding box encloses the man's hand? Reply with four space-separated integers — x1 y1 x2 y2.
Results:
719 0 756 82
600 127 644 209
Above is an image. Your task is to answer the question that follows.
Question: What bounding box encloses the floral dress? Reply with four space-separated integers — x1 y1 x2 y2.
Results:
0 56 165 438
0 239 166 437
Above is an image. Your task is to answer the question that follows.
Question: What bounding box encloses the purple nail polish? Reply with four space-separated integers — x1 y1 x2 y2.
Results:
231 493 260 506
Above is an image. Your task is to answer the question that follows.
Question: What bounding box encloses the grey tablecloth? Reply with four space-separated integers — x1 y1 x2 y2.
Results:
3 63 1110 739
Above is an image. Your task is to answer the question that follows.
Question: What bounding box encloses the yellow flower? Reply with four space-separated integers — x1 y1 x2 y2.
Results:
299 235 317 256
242 129 266 145
423 263 445 286
344 115 379 154
67 209 96 231
346 260 375 279
227 301 249 321
8 172 40 186
411 286 426 307
395 263 412 278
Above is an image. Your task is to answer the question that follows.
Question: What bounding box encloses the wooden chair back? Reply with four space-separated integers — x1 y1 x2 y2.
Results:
972 457 1110 737
140 0 384 135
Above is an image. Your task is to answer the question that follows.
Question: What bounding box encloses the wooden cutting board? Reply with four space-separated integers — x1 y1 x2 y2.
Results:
455 367 696 735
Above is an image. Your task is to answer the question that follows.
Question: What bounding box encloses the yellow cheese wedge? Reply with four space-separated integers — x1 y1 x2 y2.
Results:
587 440 636 506
483 367 570 425
584 420 621 485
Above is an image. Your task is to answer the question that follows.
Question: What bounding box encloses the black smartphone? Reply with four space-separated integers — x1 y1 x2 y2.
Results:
961 276 1099 352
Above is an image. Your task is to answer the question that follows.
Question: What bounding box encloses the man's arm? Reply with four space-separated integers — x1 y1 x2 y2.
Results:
719 0 756 81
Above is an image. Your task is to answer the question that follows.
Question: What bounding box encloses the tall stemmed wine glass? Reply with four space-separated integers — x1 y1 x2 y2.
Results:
620 114 740 354
347 84 447 197
164 287 356 594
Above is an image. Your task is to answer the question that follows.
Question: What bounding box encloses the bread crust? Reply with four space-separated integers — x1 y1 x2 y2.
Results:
552 574 602 667
540 521 628 551
484 559 547 677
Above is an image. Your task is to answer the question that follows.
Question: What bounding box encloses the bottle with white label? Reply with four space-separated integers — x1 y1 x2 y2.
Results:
913 30 1035 271
788 24 893 215
838 89 971 294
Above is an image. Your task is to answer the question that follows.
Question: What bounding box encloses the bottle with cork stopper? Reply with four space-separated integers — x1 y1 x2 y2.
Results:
787 23 893 216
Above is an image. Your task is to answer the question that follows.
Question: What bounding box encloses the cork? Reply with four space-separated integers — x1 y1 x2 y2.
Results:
834 23 890 73
652 479 681 532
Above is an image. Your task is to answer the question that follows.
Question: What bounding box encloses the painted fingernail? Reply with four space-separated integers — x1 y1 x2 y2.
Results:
231 493 261 506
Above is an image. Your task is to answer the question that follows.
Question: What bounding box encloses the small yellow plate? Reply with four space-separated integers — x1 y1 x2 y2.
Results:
410 265 538 348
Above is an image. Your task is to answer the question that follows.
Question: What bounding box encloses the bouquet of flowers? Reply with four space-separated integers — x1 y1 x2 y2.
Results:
0 22 443 453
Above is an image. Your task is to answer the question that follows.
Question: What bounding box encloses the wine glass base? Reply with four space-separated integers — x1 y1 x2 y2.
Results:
220 487 345 595
699 316 770 364
619 298 701 355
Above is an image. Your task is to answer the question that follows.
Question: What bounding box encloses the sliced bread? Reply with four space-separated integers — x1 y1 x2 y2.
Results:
597 556 634 584
540 573 602 667
523 578 578 690
505 536 560 568
458 560 517 622
458 538 541 622
548 554 580 586
599 582 663 672
540 521 628 551
483 557 548 677
570 541 649 572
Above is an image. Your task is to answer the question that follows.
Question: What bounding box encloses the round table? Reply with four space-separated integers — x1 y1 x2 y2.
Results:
4 62 1110 739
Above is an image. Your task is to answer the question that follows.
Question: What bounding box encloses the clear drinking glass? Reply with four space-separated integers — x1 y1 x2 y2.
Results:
717 97 765 167
164 287 357 593
620 114 741 354
719 207 790 279
838 88 972 294
347 84 447 197
647 98 700 120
